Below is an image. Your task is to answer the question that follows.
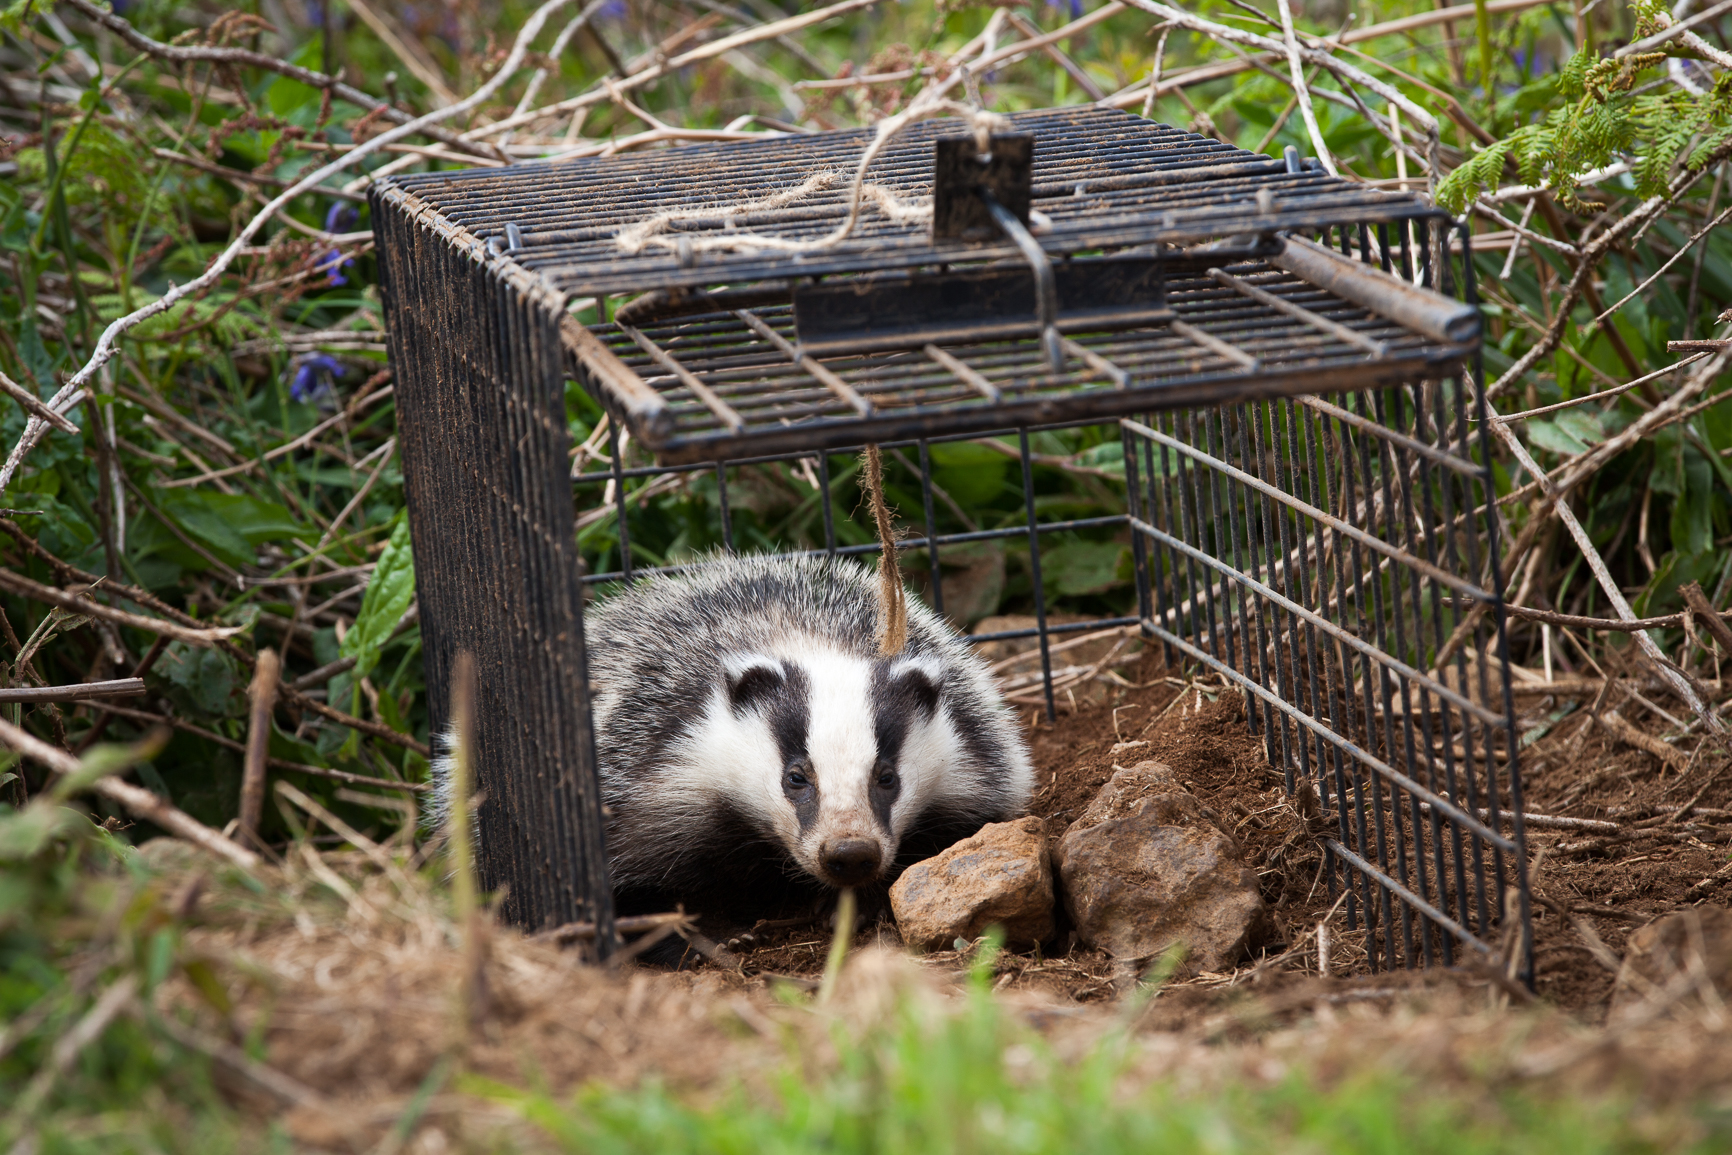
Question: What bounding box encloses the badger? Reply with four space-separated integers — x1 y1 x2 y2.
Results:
438 552 1034 918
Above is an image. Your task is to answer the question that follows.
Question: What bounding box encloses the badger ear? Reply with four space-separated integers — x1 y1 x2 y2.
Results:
880 655 944 719
722 654 786 715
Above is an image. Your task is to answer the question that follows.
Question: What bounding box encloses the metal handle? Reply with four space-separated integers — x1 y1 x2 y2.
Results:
979 189 1064 375
1270 234 1481 347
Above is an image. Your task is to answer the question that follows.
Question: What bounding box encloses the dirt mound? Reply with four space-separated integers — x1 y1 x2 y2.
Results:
712 646 1732 1024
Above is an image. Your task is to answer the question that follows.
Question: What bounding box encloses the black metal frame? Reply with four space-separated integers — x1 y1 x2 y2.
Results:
373 108 1529 981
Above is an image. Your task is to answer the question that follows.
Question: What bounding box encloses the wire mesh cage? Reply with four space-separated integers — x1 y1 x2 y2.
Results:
372 105 1529 979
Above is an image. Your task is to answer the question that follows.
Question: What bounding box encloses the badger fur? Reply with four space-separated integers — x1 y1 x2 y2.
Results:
437 552 1033 916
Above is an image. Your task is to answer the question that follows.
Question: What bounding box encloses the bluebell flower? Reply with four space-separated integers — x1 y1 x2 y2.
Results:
315 249 353 287
1044 0 1084 18
598 0 627 19
324 202 359 233
290 353 343 404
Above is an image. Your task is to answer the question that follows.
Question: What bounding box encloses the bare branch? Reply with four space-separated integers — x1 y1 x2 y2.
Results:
0 368 80 433
1487 355 1731 736
0 678 145 703
0 568 247 646
1275 0 1335 175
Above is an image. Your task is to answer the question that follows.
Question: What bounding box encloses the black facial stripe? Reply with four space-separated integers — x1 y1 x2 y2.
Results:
756 664 817 834
787 764 820 833
869 760 900 830
727 660 785 716
764 663 810 768
869 661 941 828
870 661 942 764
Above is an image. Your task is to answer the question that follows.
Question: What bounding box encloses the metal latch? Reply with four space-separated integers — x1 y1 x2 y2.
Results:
932 133 1061 373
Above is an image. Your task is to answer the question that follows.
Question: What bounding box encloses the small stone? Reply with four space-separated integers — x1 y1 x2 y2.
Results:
890 816 1056 951
1609 905 1732 1021
1054 760 1266 976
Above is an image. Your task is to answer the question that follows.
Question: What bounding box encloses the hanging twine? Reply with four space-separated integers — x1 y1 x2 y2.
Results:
861 445 907 657
614 95 1008 259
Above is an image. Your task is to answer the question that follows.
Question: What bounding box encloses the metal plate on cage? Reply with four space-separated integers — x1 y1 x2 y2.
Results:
791 256 1172 355
931 133 1034 242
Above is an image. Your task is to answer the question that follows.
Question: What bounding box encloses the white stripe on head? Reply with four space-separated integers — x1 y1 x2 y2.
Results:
797 644 878 845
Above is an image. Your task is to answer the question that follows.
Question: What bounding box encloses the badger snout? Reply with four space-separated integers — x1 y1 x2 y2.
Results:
820 837 884 887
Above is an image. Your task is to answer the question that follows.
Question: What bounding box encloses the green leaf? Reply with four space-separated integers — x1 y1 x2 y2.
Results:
1041 541 1131 598
0 803 89 862
0 1 36 39
1552 408 1605 448
158 644 241 715
341 510 415 684
929 442 1010 506
1650 426 1685 496
49 742 154 801
1525 416 1593 456
1073 442 1125 478
145 490 303 573
1670 443 1716 556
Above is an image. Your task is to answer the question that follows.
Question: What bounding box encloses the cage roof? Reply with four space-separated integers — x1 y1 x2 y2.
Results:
382 107 1437 298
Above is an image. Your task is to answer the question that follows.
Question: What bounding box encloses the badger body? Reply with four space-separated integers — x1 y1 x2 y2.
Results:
586 553 1033 914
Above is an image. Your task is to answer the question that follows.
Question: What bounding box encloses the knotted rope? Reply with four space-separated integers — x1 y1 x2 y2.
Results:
614 95 1008 258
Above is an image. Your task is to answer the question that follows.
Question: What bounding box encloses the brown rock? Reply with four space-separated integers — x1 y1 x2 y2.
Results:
889 816 1055 951
1054 761 1265 975
1609 905 1732 1021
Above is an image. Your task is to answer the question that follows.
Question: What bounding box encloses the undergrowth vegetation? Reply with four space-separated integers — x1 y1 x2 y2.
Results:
3 0 1732 1146
7 796 1730 1153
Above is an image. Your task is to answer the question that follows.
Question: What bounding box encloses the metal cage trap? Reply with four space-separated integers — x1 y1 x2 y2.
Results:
373 105 1530 981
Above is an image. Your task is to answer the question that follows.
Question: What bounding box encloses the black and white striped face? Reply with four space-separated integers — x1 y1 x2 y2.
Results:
668 643 968 888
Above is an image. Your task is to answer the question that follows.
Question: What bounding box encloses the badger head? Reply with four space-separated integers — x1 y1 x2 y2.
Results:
701 646 961 889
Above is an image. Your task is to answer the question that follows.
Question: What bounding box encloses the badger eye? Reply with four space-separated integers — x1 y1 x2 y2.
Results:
875 764 898 790
783 761 813 794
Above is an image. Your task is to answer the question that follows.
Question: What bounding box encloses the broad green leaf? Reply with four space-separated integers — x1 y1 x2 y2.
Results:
154 490 303 568
1651 426 1685 496
1552 408 1605 447
342 510 415 685
1042 540 1131 598
1670 443 1716 557
158 643 241 715
1073 442 1126 478
929 442 1010 507
1525 417 1593 456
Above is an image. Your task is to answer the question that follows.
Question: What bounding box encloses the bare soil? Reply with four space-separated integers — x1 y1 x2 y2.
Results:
712 645 1732 1026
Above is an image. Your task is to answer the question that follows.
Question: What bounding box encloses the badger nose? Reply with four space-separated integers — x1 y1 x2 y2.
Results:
821 838 883 886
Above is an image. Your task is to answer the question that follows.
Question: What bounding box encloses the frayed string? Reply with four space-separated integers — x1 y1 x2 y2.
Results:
861 444 907 657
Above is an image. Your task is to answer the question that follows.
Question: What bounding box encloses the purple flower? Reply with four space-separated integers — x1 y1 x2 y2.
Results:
290 353 343 404
324 202 359 233
315 248 353 287
307 0 325 27
598 0 627 19
1044 0 1084 18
